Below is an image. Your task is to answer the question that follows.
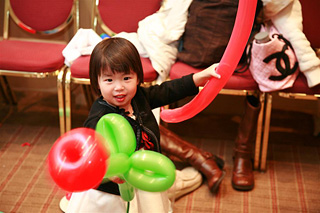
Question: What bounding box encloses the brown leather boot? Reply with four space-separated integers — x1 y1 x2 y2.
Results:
159 125 225 193
232 95 260 191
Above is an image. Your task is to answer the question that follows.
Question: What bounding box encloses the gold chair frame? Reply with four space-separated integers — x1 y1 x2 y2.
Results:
257 0 320 171
260 89 320 171
0 0 79 136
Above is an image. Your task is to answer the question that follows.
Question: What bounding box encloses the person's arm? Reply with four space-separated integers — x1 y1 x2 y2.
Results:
141 63 220 108
193 63 221 87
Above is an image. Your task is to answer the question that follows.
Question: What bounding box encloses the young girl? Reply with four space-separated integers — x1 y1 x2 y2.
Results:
67 37 222 212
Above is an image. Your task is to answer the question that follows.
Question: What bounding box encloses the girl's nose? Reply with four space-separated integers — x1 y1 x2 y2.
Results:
114 82 124 91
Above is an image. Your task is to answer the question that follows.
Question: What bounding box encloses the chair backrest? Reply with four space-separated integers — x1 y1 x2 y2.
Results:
3 0 78 38
300 0 320 48
95 0 162 36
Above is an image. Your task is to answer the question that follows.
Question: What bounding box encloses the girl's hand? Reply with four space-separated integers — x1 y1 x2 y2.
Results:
193 63 221 87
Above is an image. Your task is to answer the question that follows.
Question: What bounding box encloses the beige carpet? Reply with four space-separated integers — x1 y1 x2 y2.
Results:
0 92 319 213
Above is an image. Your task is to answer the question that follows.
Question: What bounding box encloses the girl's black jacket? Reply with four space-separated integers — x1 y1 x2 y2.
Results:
83 74 198 195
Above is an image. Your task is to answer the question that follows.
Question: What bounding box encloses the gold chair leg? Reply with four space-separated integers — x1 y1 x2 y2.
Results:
260 93 272 171
254 92 265 170
65 70 72 132
1 76 17 105
57 68 66 135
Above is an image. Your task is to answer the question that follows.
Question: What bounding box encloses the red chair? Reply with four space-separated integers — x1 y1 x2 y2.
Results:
169 62 266 170
64 0 162 132
259 0 320 171
0 0 79 135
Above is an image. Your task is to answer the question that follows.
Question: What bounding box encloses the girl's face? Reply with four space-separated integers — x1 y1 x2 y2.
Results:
98 69 139 112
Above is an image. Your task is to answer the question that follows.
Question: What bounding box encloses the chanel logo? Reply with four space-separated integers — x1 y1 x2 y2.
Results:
263 34 298 81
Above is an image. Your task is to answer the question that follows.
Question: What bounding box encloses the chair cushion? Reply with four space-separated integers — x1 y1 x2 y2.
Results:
0 40 66 72
70 55 158 83
170 61 258 90
281 72 320 95
70 55 90 78
140 57 158 83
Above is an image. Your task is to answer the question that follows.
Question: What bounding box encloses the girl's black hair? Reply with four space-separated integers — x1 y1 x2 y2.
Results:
89 37 144 95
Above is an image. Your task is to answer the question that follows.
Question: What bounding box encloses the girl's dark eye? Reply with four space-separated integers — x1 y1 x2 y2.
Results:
124 77 130 80
106 79 112 82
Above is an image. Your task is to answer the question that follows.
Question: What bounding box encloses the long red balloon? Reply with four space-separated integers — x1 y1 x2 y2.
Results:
160 0 258 123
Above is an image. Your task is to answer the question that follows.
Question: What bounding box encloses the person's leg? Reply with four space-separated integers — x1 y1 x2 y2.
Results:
232 95 260 191
159 125 225 193
167 167 202 200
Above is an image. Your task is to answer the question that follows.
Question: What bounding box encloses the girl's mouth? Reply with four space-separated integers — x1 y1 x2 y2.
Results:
114 95 125 102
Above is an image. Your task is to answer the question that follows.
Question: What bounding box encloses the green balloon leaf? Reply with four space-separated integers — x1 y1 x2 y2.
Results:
96 113 176 201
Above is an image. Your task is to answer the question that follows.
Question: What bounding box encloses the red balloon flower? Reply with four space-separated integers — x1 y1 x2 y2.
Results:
47 128 109 192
